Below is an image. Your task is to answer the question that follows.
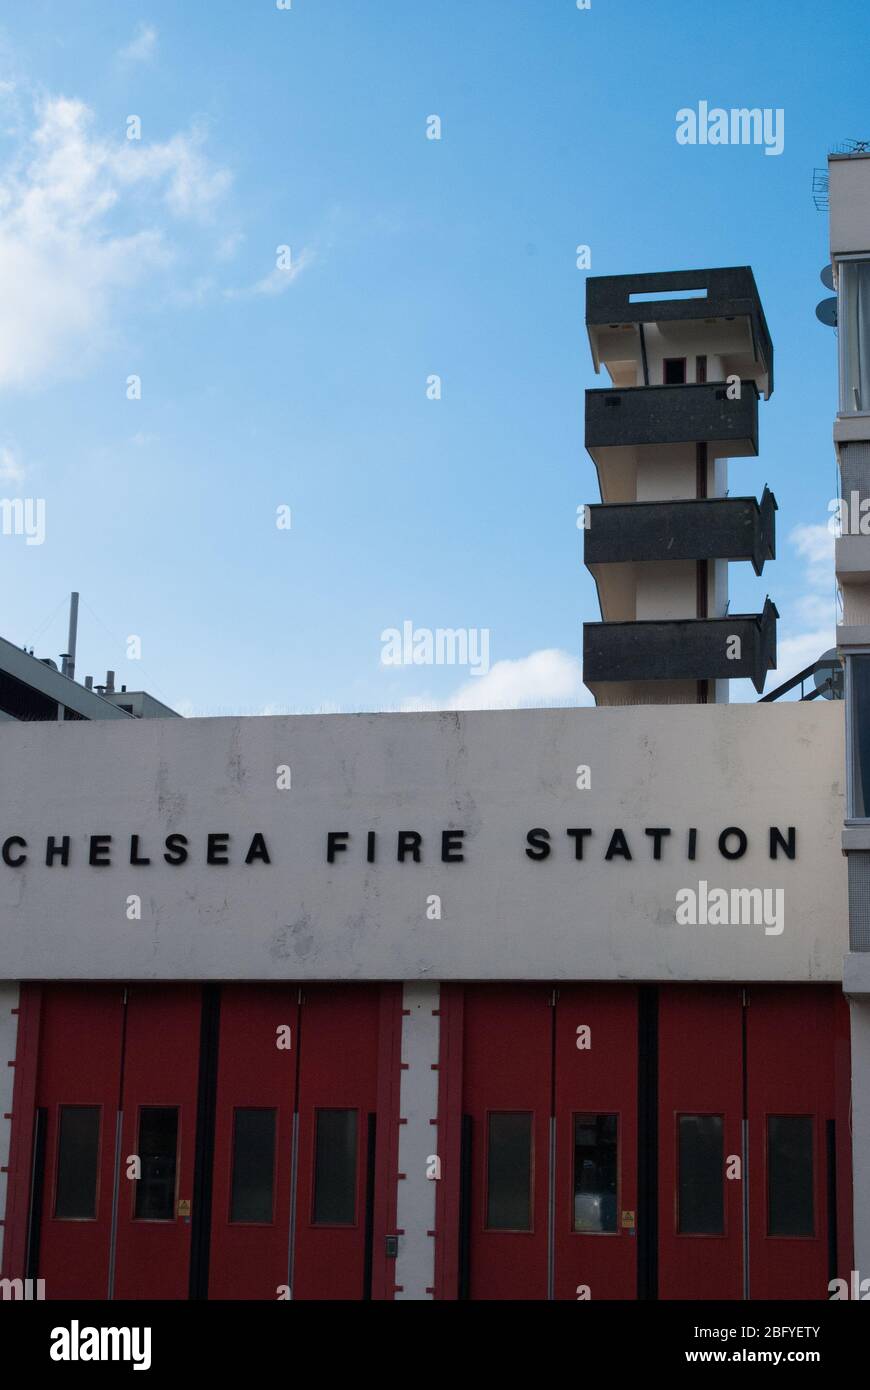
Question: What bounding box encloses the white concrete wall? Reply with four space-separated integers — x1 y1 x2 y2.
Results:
590 679 705 706
830 155 870 257
0 984 20 1269
635 443 695 501
0 705 847 983
634 560 697 620
639 325 756 385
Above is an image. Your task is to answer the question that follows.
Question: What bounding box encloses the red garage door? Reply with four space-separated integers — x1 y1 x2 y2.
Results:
438 983 852 1301
112 985 202 1300
10 981 401 1301
553 985 638 1301
208 986 299 1299
30 984 123 1299
461 986 552 1299
23 984 201 1301
658 986 744 1300
747 986 852 1300
458 985 639 1300
292 985 385 1300
7 981 851 1300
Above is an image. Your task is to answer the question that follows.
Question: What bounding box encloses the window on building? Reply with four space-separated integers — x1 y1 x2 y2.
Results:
678 1114 724 1234
573 1113 618 1233
767 1116 814 1237
313 1109 357 1225
55 1106 100 1220
230 1108 277 1223
663 357 687 384
695 354 708 384
840 258 870 413
134 1107 179 1220
849 654 870 818
486 1112 533 1231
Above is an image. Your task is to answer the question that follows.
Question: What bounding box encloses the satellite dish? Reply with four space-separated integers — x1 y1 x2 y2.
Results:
816 296 837 327
814 649 844 700
820 264 834 290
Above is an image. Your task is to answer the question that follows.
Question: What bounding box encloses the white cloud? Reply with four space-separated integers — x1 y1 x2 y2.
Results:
216 231 244 262
0 95 231 388
776 627 835 678
116 125 231 219
225 249 313 299
791 521 835 586
765 523 836 691
118 24 157 65
400 648 589 712
0 444 25 484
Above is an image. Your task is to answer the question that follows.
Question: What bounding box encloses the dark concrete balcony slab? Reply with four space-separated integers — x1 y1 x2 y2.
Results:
583 598 779 694
584 487 777 575
586 266 773 395
585 382 759 456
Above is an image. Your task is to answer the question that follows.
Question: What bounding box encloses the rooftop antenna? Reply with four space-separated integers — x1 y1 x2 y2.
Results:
60 591 79 680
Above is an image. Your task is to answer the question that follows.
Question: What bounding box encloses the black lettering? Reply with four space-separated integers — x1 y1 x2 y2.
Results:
566 828 592 860
207 833 230 865
688 828 697 861
45 835 70 867
366 830 376 864
605 829 632 861
525 828 551 861
129 834 151 866
2 836 27 867
718 826 747 860
89 835 112 867
769 826 796 860
327 831 349 863
644 828 671 861
441 830 464 863
398 831 422 863
245 832 270 865
163 834 189 866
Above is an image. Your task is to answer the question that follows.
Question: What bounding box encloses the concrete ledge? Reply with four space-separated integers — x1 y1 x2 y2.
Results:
843 825 870 852
834 416 870 445
838 625 870 649
836 535 870 583
845 951 870 997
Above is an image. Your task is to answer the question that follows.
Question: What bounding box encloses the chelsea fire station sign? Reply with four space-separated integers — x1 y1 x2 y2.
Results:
1 823 797 869
0 703 848 983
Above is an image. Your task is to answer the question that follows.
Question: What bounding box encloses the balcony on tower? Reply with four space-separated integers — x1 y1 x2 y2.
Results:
586 265 773 398
583 598 779 702
584 488 777 623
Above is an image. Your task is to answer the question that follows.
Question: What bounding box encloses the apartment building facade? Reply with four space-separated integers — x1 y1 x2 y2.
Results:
830 150 870 1281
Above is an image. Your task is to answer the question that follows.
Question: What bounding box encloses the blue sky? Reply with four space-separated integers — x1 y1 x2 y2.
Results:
0 0 864 715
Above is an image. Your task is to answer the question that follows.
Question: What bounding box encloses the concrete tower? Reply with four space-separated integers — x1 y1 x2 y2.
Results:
581 267 777 705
